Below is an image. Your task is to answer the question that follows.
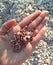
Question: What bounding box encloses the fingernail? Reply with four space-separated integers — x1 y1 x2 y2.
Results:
45 16 49 20
38 10 41 12
43 10 49 14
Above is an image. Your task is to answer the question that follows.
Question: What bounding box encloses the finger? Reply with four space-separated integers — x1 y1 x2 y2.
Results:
31 26 46 48
0 19 16 35
18 10 41 28
27 11 48 31
33 17 48 36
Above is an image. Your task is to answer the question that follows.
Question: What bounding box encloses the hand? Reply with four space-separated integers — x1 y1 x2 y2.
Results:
0 11 48 65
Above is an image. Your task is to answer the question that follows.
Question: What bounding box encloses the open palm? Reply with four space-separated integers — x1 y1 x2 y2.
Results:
0 11 48 65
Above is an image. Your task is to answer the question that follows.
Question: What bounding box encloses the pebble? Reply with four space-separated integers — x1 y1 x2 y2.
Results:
35 0 43 5
44 64 48 65
28 4 33 10
45 59 50 64
0 19 2 27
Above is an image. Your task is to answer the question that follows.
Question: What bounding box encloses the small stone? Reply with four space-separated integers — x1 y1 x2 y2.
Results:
26 13 30 15
37 55 40 58
45 59 50 64
44 64 48 65
28 4 32 10
38 59 42 62
0 19 2 27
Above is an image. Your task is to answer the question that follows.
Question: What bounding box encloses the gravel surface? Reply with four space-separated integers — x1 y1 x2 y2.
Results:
0 0 53 65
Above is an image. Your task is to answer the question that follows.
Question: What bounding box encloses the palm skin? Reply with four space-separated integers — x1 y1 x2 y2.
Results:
0 11 48 65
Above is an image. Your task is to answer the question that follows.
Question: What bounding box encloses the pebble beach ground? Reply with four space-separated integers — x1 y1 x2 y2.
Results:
0 0 53 65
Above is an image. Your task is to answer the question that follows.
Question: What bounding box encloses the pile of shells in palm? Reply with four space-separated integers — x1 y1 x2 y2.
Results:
8 26 34 52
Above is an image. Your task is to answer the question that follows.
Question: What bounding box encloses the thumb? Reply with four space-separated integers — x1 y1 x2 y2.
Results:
0 19 16 35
